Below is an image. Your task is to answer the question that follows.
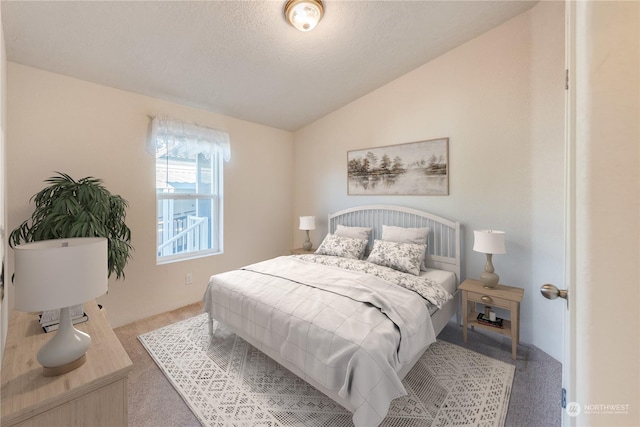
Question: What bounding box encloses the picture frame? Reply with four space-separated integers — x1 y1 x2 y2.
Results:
347 137 449 195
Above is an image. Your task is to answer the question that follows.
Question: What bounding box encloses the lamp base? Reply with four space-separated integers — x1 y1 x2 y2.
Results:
37 306 92 376
480 253 500 288
43 354 87 377
302 230 312 251
480 271 500 288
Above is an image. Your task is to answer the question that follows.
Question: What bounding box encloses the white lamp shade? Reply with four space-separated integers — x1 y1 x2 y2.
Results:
473 230 506 254
299 216 316 231
14 237 108 312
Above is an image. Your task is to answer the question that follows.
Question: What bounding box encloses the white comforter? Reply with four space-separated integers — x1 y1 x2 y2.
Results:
204 256 439 427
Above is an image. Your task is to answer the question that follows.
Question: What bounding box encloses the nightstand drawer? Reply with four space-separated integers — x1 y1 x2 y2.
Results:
466 291 511 309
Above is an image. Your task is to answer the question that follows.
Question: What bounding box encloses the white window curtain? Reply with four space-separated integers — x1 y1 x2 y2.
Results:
148 115 231 162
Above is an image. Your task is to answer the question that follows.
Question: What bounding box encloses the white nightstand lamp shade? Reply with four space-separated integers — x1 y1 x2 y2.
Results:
299 216 316 251
473 230 506 289
14 237 108 376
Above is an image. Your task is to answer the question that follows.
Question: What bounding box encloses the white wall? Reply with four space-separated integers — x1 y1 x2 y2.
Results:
292 2 566 360
574 1 640 425
6 64 294 327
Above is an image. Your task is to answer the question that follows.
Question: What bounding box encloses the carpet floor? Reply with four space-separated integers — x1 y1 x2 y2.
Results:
114 302 562 427
138 313 514 427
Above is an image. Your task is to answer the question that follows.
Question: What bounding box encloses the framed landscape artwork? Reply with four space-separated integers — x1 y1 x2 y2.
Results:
348 138 449 195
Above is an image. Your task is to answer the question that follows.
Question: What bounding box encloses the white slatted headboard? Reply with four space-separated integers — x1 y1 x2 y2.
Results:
329 205 461 282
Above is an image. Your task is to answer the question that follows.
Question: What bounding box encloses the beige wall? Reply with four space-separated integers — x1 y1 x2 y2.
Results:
574 1 640 424
1 8 8 357
293 2 566 360
6 64 294 327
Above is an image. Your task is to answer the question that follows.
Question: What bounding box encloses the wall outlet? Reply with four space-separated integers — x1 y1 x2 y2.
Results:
185 273 193 285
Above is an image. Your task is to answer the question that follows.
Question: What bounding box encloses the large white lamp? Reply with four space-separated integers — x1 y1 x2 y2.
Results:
473 230 506 289
299 216 316 251
14 237 108 376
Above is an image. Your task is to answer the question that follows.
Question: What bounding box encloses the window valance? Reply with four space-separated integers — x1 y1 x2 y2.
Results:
148 115 231 162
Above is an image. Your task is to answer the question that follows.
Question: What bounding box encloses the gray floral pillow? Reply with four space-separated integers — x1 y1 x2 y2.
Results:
382 225 429 271
367 240 425 276
315 234 368 259
334 225 372 259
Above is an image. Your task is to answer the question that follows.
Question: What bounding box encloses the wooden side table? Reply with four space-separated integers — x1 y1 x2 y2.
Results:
1 301 133 426
460 278 524 360
290 248 315 255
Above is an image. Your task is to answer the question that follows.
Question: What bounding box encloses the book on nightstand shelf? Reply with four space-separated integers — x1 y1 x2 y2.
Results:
40 313 89 333
477 313 504 328
39 304 85 326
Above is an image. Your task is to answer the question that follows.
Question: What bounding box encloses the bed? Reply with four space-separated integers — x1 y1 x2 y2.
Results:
203 205 461 427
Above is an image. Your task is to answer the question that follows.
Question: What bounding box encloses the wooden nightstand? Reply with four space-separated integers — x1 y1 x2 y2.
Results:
290 248 315 255
1 301 133 426
460 278 524 360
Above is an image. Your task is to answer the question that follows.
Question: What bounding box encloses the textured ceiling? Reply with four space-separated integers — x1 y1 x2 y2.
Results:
2 1 537 131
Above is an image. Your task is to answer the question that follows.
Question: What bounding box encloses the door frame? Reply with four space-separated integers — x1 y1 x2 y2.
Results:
562 1 577 425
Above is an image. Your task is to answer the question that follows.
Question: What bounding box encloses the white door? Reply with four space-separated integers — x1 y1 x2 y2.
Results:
550 2 639 425
540 3 577 425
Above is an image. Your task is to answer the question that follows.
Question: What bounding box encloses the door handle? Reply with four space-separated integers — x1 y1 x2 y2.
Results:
540 284 568 300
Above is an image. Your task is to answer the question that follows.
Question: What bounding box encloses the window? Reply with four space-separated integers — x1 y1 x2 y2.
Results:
149 116 230 264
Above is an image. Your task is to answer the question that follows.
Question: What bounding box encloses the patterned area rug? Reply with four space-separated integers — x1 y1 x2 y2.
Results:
139 314 514 427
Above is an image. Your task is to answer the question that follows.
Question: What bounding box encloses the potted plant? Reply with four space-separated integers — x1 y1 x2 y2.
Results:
9 172 133 280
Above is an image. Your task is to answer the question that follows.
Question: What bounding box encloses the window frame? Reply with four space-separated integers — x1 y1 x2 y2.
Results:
155 141 224 265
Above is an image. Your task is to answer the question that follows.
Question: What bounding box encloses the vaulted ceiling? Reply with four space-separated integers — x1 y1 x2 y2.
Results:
2 1 537 131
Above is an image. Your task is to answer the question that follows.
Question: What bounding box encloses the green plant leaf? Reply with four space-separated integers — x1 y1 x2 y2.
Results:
9 172 133 279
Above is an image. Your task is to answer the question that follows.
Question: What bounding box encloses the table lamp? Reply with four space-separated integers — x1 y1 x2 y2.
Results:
472 230 506 288
14 237 108 376
299 216 316 251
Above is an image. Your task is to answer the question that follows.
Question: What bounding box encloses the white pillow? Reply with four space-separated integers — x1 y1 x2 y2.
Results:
335 224 372 240
366 240 426 276
315 234 368 259
382 225 429 270
382 225 429 244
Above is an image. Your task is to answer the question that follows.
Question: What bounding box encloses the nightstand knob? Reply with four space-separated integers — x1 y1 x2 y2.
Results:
480 295 493 304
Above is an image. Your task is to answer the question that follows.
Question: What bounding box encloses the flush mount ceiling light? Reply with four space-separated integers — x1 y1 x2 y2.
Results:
284 0 324 32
